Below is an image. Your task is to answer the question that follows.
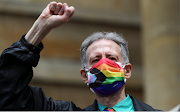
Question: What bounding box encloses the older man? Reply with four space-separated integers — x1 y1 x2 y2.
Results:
0 2 159 111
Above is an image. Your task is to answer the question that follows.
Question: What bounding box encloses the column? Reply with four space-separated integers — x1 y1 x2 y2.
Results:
141 0 179 110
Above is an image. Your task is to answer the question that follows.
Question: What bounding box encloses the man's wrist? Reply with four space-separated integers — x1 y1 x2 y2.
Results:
25 18 51 46
21 34 44 54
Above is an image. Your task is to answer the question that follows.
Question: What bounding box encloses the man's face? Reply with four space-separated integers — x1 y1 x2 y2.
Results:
86 39 123 68
81 38 131 86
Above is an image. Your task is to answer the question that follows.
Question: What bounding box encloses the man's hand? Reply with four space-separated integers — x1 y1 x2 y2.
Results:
40 2 75 29
25 2 75 46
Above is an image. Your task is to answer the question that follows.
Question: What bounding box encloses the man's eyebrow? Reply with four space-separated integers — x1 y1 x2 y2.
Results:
106 53 119 59
89 55 101 62
106 53 117 56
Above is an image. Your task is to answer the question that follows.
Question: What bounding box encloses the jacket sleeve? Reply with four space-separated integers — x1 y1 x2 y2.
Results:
0 35 43 110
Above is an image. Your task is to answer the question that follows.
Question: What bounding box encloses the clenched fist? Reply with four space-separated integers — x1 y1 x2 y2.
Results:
39 2 75 29
25 1 75 46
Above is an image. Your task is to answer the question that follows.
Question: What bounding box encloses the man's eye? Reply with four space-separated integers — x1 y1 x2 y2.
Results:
92 59 99 63
109 57 116 61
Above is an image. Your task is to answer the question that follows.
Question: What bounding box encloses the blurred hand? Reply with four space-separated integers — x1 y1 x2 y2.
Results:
39 1 75 29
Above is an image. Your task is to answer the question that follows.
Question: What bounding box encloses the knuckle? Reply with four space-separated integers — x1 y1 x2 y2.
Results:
50 1 56 3
70 6 75 9
57 2 62 5
66 9 71 13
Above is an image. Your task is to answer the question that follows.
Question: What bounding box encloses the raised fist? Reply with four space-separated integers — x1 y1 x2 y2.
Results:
39 1 75 29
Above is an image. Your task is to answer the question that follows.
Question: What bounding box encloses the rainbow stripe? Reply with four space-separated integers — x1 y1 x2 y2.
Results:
90 58 124 84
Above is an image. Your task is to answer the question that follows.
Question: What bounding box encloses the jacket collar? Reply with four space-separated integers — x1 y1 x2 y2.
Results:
130 95 159 111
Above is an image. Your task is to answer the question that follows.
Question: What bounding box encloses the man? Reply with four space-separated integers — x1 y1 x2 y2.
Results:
0 1 159 111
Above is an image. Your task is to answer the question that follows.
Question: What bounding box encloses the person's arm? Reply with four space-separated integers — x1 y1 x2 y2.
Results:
0 2 75 110
25 1 75 46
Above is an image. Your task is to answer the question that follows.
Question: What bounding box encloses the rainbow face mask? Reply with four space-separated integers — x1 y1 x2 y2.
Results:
86 58 126 96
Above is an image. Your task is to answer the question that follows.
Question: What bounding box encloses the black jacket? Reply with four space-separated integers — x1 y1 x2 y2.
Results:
0 35 159 111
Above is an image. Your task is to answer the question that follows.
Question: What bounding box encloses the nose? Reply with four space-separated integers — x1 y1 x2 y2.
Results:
101 54 108 59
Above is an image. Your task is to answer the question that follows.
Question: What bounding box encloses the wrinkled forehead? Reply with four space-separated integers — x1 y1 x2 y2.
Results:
86 39 122 60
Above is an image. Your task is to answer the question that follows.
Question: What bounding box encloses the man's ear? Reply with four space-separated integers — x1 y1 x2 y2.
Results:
124 63 132 79
80 68 88 83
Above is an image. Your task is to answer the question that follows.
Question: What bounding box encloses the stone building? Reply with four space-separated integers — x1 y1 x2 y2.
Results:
0 0 179 110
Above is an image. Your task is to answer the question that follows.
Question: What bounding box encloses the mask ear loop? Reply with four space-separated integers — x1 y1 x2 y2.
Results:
116 62 126 68
84 68 90 85
85 68 89 72
124 65 128 83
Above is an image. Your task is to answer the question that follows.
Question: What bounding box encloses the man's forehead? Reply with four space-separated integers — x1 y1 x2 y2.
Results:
86 39 121 58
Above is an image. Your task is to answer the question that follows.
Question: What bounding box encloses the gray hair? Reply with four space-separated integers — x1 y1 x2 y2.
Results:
80 31 129 69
